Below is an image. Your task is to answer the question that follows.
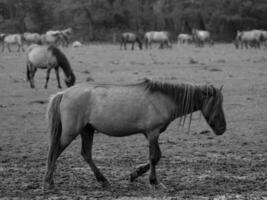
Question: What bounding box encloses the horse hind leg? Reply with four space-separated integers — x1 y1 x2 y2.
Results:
80 125 110 187
44 99 81 190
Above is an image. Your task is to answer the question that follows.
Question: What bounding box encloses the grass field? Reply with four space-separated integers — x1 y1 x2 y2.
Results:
0 44 267 199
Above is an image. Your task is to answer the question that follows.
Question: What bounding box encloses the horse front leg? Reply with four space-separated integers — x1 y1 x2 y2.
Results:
131 42 134 50
147 132 161 187
29 68 37 88
44 67 52 89
7 44 11 52
80 126 110 188
54 68 62 89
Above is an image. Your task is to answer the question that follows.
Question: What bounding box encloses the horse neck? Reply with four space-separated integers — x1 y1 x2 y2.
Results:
60 62 74 78
146 81 203 120
171 84 203 119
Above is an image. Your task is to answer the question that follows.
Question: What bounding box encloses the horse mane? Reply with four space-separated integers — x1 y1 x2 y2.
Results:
144 79 221 130
48 45 75 79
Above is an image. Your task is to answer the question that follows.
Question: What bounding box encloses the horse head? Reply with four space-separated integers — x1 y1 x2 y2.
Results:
200 85 226 135
65 73 76 87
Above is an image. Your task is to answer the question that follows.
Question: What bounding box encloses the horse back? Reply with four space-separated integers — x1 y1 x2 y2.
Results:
59 82 175 135
27 45 57 67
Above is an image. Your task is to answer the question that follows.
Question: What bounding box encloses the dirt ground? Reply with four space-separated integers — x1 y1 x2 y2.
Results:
0 44 267 200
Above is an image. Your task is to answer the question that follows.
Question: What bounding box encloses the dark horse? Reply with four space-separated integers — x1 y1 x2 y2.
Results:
43 79 226 190
120 32 142 50
26 44 75 89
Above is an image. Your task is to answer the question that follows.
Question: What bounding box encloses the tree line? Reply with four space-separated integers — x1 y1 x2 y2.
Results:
0 0 267 42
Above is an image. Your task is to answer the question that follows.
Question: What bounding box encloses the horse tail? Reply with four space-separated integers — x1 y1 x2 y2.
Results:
46 92 64 163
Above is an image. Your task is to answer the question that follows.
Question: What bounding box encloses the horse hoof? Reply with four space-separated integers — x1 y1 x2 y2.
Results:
149 182 167 191
101 180 110 188
42 182 55 193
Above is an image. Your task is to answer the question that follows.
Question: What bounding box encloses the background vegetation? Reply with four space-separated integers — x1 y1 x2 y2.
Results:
1 0 267 42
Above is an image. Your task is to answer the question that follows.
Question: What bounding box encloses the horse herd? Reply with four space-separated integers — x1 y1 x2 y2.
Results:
120 29 213 50
121 29 267 50
0 28 72 52
8 27 266 191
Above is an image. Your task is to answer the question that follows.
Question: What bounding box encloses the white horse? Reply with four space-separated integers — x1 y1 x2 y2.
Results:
1 34 25 52
235 30 264 49
144 31 172 49
177 33 193 45
192 29 213 47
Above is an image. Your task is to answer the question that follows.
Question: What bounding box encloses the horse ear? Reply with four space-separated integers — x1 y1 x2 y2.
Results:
219 85 223 91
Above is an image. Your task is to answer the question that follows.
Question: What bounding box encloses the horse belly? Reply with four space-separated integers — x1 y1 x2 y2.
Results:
89 100 147 136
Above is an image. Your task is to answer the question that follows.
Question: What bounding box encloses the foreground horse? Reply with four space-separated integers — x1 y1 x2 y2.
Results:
145 31 172 49
26 45 75 88
192 29 213 47
1 34 24 52
43 79 226 190
120 32 142 50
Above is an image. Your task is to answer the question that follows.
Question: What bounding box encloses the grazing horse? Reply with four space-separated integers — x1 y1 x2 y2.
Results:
26 44 75 89
120 32 142 50
177 33 193 45
23 32 41 46
192 29 213 47
43 79 226 190
1 34 25 52
235 30 264 49
145 31 172 49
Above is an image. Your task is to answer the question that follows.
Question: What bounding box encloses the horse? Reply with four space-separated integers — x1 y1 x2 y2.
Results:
46 28 72 47
144 31 172 49
120 32 142 50
26 44 75 89
60 28 72 47
41 33 61 46
23 32 41 46
192 29 213 47
235 30 264 49
43 79 226 190
1 34 25 52
177 33 193 45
